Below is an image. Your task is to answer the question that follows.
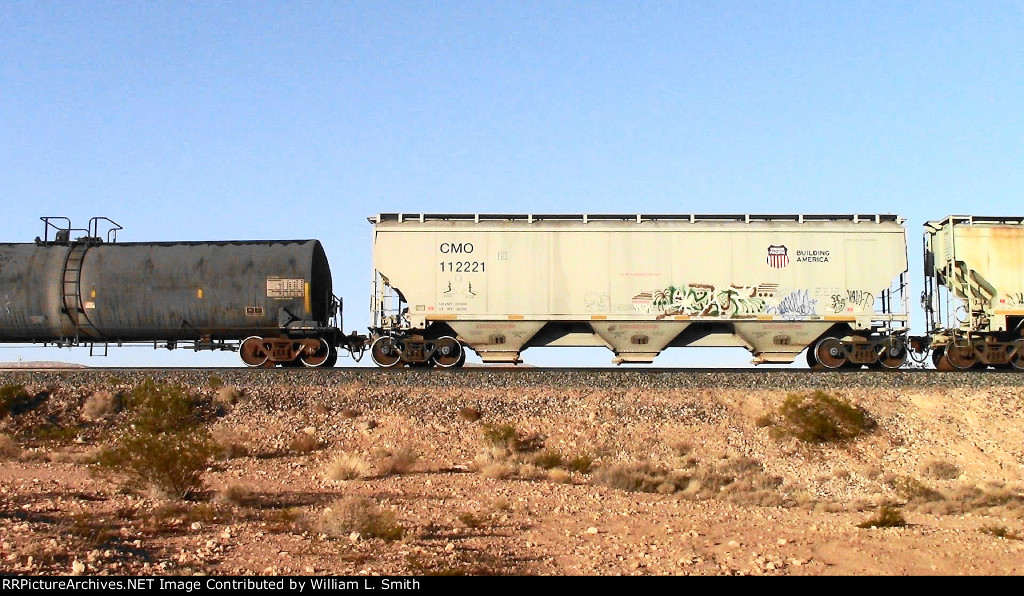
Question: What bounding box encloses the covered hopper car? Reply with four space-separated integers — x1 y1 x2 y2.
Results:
368 213 913 369
0 217 366 367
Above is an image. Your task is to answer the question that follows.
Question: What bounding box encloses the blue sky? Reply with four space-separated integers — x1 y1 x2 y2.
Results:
1 1 1022 367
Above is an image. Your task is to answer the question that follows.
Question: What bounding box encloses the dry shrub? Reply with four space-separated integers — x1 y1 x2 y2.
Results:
481 423 544 454
377 444 419 476
980 525 1023 540
566 454 594 474
214 386 243 408
890 475 944 504
918 484 1024 516
480 462 514 480
325 453 372 481
593 454 785 506
531 450 563 470
212 429 250 459
547 468 571 484
458 512 487 528
765 391 877 444
921 459 961 480
0 433 22 460
481 423 519 451
48 446 108 465
82 390 120 421
318 498 404 541
857 505 906 528
219 483 258 507
207 375 224 389
289 430 323 453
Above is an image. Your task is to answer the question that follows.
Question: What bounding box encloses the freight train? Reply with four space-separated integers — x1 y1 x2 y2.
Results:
0 214 1021 370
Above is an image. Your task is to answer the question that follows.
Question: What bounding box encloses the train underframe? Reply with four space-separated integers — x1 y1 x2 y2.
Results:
912 331 1024 371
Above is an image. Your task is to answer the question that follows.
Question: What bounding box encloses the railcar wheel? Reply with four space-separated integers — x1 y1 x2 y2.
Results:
240 336 269 368
879 339 908 370
945 345 978 370
1009 340 1024 371
813 337 847 370
932 346 954 370
370 336 403 368
323 348 338 368
301 338 332 368
431 336 463 368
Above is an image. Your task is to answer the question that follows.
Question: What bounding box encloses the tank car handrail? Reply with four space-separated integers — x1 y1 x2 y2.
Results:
88 217 122 243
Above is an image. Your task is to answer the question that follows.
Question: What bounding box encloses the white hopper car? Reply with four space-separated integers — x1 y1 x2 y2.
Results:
368 213 911 369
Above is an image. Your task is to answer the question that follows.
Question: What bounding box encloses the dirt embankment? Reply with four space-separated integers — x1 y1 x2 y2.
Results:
1 369 1023 576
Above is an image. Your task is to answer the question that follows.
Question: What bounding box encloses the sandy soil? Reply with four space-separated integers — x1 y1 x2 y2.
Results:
1 370 1023 576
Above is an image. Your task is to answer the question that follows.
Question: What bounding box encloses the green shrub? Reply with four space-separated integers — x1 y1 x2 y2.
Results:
0 384 28 416
481 423 519 450
566 454 594 474
890 476 944 503
767 391 876 443
532 450 564 470
123 379 202 434
857 505 907 528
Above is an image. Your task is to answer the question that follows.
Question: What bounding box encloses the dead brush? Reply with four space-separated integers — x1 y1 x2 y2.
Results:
219 483 259 507
317 497 404 541
920 459 961 480
0 433 21 460
324 452 373 481
211 429 250 460
980 525 1024 541
82 390 120 421
376 443 420 476
592 454 785 506
889 475 945 504
213 386 243 409
480 422 544 455
289 430 323 453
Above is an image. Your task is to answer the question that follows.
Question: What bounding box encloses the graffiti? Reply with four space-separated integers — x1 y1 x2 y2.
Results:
830 290 874 313
584 292 610 313
633 283 767 317
1003 292 1024 308
768 290 817 319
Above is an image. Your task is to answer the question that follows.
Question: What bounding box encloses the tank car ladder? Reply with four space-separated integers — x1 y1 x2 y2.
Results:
61 242 107 353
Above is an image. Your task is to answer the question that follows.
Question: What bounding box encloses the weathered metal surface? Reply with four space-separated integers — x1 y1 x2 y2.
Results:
923 216 1024 371
370 214 909 364
0 239 333 344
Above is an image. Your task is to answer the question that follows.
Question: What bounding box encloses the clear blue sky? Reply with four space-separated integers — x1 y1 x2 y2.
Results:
2 1 1022 367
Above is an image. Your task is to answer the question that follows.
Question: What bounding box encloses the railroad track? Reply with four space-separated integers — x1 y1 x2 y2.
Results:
3 366 1023 390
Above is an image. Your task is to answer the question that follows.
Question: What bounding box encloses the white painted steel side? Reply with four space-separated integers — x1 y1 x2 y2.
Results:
371 214 909 364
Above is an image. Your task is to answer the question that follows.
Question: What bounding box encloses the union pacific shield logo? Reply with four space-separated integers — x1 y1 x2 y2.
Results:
767 245 789 268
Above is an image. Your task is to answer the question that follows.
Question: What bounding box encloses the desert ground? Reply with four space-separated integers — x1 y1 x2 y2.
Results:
2 368 1023 576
